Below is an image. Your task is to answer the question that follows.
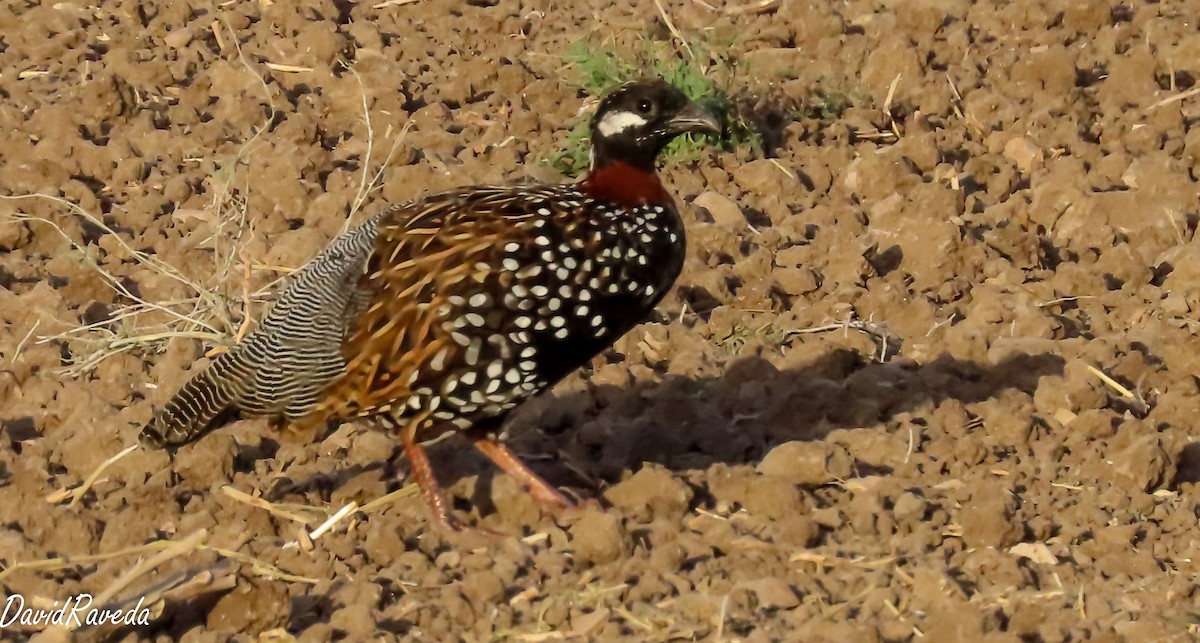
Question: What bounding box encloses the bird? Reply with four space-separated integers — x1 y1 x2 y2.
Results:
140 78 721 530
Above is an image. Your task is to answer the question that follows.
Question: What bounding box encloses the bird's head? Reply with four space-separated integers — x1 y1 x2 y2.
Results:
588 79 720 172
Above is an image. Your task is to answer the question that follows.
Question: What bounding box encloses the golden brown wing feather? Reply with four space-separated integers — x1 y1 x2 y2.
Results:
296 188 541 429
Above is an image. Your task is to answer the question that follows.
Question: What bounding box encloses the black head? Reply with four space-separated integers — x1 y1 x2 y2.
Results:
589 79 720 171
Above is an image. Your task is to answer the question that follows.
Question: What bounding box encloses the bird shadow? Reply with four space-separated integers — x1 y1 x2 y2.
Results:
420 348 1066 501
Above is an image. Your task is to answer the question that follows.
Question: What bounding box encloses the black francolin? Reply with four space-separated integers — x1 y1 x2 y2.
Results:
141 79 720 529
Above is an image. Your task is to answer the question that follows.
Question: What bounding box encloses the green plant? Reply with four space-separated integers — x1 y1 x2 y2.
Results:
565 41 636 96
794 78 865 121
546 40 762 177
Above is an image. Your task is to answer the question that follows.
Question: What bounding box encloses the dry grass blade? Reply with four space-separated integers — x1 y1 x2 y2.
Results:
12 318 40 363
855 129 899 142
231 237 257 344
45 444 140 506
767 158 795 179
946 73 965 119
209 19 226 51
204 545 319 584
1146 85 1200 110
653 0 701 71
0 528 315 591
2 197 207 297
358 483 420 513
0 541 167 584
6 197 235 378
221 484 414 536
943 73 988 137
144 563 239 605
25 533 226 642
307 502 359 540
264 62 313 73
612 605 653 632
84 529 209 620
883 75 901 113
1038 295 1097 308
5 22 294 377
342 65 414 234
883 74 903 138
8 210 221 335
202 21 279 318
61 563 239 642
722 0 780 14
784 316 899 362
220 485 321 524
1085 364 1135 399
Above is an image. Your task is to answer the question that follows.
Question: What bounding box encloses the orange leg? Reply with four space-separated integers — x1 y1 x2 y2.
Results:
401 425 461 531
466 430 575 512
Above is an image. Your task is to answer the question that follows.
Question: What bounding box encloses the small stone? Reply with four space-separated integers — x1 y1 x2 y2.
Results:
162 27 193 49
693 191 744 227
1003 136 1044 173
569 607 610 636
435 550 461 569
1008 542 1058 565
1110 435 1169 492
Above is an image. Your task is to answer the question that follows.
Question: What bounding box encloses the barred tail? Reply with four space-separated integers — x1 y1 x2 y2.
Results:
140 353 246 447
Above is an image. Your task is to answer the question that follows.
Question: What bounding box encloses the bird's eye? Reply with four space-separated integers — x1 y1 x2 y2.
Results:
637 99 653 114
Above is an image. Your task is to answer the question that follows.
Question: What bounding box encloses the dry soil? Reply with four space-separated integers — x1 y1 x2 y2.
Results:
2 0 1200 641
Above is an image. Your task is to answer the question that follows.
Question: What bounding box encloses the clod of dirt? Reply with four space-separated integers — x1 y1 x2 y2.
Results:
6 0 1200 638
693 190 745 227
958 483 1023 550
603 463 693 522
567 509 626 565
739 577 800 610
206 580 290 634
460 569 506 613
757 440 844 485
1109 434 1171 492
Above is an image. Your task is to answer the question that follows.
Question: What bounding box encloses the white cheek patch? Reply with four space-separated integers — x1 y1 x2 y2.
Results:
597 110 648 137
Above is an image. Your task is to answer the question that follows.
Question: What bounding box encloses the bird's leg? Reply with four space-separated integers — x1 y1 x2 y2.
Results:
464 428 575 512
401 424 461 531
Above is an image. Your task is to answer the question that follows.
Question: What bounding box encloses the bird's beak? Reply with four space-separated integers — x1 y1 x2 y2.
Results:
666 101 721 136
